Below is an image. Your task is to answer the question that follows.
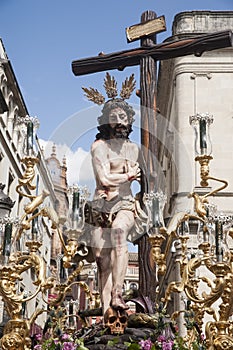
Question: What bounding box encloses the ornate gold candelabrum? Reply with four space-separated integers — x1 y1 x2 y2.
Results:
40 184 94 331
0 153 55 350
0 118 93 350
148 113 233 350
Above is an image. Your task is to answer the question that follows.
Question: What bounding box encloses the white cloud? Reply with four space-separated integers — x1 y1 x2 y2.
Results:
39 139 94 191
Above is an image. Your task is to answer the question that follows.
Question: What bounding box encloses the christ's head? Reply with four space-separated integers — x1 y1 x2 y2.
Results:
96 98 135 140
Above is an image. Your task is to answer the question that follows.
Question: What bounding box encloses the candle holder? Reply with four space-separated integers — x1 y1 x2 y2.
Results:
143 190 167 230
16 115 40 157
159 199 233 349
0 152 91 349
153 113 233 350
189 113 213 156
0 150 57 349
143 191 167 274
62 185 91 268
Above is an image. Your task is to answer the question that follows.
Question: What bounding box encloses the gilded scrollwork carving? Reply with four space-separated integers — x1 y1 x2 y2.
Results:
150 144 233 349
0 150 87 350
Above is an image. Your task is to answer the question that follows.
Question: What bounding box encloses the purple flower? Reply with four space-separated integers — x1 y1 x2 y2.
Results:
62 333 70 340
158 335 166 343
162 340 174 350
139 339 153 350
62 341 76 350
34 345 42 350
35 333 42 341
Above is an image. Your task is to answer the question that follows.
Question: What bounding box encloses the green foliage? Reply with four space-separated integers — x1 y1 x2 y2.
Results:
124 341 141 350
173 336 189 350
107 336 119 346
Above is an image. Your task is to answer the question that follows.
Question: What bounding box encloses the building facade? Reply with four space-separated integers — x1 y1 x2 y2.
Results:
45 145 69 262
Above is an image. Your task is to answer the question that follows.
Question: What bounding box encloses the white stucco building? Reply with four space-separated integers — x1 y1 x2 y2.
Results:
158 11 233 217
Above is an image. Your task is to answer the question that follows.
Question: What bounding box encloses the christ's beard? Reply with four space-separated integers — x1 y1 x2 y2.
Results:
112 125 130 139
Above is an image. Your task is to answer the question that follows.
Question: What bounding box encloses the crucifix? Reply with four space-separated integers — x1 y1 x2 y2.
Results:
71 10 232 310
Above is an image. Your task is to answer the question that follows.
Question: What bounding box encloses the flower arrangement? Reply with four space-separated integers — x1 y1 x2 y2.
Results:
33 304 206 350
33 333 88 350
34 323 205 350
121 305 206 350
122 326 203 350
32 306 89 350
109 304 206 350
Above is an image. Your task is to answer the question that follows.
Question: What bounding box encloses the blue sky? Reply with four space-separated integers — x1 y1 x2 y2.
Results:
1 0 233 145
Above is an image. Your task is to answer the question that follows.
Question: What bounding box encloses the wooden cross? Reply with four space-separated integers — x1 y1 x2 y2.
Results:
71 11 232 309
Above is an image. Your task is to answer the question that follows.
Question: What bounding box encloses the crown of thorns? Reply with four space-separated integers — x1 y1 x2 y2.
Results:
82 72 136 105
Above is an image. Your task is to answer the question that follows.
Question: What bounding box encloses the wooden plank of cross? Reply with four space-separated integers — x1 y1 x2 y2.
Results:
130 11 162 308
71 31 232 76
125 15 166 42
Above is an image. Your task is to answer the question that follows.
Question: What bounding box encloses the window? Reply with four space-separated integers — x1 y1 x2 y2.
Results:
0 150 3 162
7 169 14 195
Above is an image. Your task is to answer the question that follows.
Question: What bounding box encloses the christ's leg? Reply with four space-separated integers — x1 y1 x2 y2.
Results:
110 210 134 310
91 226 113 314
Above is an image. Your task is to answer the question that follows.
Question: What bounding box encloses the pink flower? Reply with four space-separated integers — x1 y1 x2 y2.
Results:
34 345 42 350
62 341 77 350
162 340 174 350
139 339 153 350
35 333 42 341
62 333 70 340
158 335 166 342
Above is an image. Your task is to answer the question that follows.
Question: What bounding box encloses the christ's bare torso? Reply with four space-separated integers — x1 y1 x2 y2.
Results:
91 138 140 201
